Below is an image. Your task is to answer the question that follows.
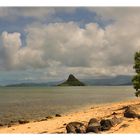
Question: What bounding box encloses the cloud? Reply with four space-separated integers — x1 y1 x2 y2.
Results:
88 7 140 22
1 7 140 80
0 7 77 21
0 31 21 70
0 7 55 23
24 22 106 68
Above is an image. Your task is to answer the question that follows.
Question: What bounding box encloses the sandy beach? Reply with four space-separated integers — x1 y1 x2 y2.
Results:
0 98 140 134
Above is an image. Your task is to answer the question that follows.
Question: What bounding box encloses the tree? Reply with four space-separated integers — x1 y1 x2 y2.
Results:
132 51 140 97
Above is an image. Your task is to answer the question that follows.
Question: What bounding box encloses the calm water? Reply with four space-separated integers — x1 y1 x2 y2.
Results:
0 86 135 124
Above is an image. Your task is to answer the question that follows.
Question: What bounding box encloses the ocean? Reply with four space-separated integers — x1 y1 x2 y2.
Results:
0 86 135 125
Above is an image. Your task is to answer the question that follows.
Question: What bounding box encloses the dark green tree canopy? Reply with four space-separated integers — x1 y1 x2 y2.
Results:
132 51 140 97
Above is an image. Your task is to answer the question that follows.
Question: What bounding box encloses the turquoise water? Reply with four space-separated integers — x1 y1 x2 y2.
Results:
0 86 135 125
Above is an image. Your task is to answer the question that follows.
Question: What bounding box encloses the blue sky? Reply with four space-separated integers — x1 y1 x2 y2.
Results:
0 7 138 85
50 8 112 28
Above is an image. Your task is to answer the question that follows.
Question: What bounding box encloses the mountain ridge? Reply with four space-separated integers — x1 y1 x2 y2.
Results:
5 75 133 87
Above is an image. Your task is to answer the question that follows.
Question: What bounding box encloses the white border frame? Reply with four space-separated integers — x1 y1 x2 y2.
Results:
0 1 140 140
0 0 140 6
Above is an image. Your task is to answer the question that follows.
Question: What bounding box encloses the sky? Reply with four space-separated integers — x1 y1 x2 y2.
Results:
0 7 139 85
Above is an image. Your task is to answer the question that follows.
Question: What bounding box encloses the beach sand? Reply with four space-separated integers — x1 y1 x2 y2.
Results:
0 98 140 134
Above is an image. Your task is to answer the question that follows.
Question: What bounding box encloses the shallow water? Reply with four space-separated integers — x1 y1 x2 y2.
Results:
0 86 135 124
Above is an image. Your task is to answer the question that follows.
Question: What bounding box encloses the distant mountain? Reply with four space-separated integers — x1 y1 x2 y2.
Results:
58 74 85 86
81 75 133 86
6 81 62 87
6 75 133 87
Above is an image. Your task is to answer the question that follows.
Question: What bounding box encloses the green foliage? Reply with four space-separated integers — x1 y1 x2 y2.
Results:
132 51 140 97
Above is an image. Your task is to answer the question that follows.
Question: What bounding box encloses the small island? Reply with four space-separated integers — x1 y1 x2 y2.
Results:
58 74 85 86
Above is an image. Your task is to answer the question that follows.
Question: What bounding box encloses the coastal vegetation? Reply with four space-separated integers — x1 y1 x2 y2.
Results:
132 51 140 97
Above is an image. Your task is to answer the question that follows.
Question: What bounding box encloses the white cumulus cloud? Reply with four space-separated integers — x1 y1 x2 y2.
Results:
1 8 140 79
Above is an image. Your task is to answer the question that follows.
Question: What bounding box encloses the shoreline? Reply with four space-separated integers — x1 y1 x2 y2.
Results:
0 98 140 133
0 96 135 128
0 97 135 127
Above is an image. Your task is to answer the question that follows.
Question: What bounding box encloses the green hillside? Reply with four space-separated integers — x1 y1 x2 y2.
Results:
58 74 85 86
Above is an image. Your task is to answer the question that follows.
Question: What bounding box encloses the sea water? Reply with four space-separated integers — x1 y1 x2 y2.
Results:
0 86 135 124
